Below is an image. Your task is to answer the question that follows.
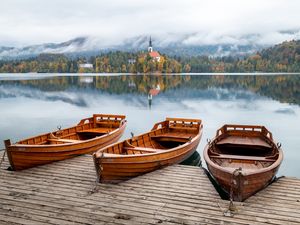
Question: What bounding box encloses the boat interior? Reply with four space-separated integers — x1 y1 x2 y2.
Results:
208 125 279 170
101 118 202 156
16 114 126 145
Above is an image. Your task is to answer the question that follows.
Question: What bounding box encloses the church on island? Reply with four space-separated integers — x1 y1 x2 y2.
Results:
147 37 161 62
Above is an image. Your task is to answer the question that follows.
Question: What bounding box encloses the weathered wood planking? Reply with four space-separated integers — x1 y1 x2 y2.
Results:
0 151 299 225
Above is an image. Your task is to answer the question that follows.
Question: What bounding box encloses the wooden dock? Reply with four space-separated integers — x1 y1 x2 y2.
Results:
0 151 299 225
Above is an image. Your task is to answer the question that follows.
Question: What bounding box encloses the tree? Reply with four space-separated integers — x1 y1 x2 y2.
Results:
184 64 191 73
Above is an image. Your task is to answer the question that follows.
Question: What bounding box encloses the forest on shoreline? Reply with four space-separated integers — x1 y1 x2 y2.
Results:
0 40 299 73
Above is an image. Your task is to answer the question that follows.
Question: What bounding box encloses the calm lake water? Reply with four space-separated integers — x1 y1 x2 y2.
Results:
0 73 299 177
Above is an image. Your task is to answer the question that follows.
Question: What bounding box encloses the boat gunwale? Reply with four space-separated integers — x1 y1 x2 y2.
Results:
97 147 199 165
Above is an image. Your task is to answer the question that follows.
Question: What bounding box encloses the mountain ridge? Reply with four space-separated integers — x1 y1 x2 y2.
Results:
0 35 269 60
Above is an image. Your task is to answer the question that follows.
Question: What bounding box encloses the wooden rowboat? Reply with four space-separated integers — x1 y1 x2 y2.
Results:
203 124 283 202
93 117 203 183
4 114 126 170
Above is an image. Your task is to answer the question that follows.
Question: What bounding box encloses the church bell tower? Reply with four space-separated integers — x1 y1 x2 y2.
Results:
148 36 153 52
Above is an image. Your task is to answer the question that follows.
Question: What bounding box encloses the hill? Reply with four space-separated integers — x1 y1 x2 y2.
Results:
179 40 300 72
0 40 299 73
259 40 300 71
0 35 265 60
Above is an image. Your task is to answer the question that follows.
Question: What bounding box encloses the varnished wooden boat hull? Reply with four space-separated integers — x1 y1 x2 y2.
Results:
93 118 203 183
203 124 283 202
5 114 126 170
204 147 282 201
95 137 200 183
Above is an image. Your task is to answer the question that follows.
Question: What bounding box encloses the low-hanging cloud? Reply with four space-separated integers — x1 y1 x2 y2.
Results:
0 0 299 47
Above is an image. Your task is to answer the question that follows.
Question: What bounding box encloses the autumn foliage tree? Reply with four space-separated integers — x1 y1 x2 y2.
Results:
1 40 300 73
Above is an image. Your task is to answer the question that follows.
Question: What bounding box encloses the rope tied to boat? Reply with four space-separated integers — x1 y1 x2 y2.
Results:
89 153 103 195
0 149 6 168
224 167 242 217
88 180 100 195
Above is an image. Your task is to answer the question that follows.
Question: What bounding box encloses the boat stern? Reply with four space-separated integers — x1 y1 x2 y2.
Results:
93 152 102 183
4 139 15 170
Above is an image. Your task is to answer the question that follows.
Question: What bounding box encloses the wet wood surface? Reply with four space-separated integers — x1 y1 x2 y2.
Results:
0 151 299 225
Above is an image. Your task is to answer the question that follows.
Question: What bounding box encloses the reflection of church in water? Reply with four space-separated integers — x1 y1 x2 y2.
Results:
148 84 160 109
146 36 162 109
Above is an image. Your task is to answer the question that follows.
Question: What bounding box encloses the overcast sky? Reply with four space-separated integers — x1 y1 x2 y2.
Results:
1 0 300 47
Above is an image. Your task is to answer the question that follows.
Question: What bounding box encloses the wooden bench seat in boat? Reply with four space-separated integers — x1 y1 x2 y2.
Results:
48 138 82 143
169 126 198 132
210 154 276 162
217 136 272 148
102 153 120 157
100 148 163 158
151 134 191 143
77 128 113 134
123 147 165 153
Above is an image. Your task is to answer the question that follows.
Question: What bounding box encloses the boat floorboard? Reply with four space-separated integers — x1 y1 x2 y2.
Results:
0 150 299 225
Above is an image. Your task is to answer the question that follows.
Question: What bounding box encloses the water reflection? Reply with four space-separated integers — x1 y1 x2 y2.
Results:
180 151 202 167
0 75 299 106
79 76 94 84
0 74 299 177
148 84 161 109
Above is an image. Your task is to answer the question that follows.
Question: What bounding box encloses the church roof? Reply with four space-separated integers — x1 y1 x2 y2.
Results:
149 51 160 58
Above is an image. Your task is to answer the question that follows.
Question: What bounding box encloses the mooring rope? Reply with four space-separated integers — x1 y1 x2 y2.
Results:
222 168 242 217
0 149 6 168
216 200 225 213
88 180 99 195
88 153 103 195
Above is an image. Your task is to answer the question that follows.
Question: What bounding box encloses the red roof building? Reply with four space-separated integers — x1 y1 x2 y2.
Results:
149 51 160 58
148 36 161 62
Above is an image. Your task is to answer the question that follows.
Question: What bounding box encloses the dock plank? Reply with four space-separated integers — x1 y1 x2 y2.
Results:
0 150 300 225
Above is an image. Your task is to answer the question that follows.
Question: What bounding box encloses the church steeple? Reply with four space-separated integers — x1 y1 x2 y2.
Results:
148 36 153 52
